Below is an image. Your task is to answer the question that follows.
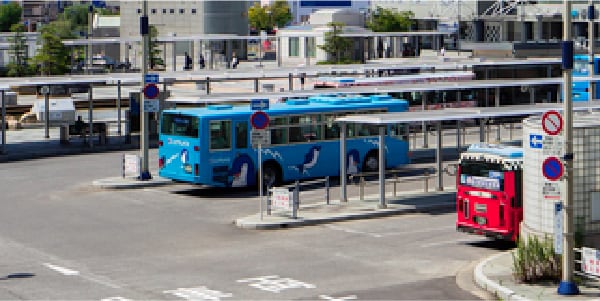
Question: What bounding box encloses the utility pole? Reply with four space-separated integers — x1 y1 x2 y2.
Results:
558 0 579 296
139 0 151 180
87 5 93 75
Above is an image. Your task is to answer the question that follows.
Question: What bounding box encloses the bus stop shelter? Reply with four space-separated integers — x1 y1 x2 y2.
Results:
336 102 600 208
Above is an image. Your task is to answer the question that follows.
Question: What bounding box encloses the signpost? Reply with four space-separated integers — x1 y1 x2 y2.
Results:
250 105 269 220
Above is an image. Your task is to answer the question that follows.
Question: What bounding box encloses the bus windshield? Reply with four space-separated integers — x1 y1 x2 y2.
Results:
459 161 504 191
161 114 199 138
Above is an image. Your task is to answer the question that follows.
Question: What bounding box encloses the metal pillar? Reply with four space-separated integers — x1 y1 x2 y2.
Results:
558 0 579 295
422 93 428 148
340 122 347 202
456 120 461 150
140 0 151 180
1 90 5 154
117 80 121 136
495 87 500 107
590 0 596 104
88 84 93 148
436 122 443 191
378 125 386 209
44 87 50 139
479 118 485 142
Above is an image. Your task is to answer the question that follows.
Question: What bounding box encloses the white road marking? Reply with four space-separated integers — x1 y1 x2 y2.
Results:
100 297 132 301
420 238 475 248
319 294 358 300
323 224 382 238
163 286 232 300
43 263 79 276
237 275 315 293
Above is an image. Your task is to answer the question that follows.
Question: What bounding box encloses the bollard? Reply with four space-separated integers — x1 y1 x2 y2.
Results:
206 77 211 94
293 181 299 219
393 174 398 197
424 170 429 192
254 78 259 93
325 176 330 205
359 176 365 201
267 184 272 215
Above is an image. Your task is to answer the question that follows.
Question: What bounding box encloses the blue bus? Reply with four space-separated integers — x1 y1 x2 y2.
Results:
573 54 600 101
158 95 410 187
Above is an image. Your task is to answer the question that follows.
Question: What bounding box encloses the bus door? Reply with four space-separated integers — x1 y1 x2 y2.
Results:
230 121 256 187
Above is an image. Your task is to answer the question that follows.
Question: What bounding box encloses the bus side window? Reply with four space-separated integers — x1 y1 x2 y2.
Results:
235 122 248 149
271 128 288 144
210 120 231 150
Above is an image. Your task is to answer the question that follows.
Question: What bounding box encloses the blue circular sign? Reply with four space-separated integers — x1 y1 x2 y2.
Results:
144 83 160 99
250 111 270 130
542 156 563 181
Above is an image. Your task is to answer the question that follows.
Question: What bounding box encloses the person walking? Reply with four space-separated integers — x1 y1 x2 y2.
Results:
231 53 238 69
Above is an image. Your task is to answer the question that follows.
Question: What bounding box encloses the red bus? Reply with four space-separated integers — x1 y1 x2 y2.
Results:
456 144 523 241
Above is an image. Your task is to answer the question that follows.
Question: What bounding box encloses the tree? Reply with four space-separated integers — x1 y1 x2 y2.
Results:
248 0 291 31
31 23 70 75
149 25 164 69
6 23 31 77
0 3 22 32
269 0 292 29
367 6 414 32
318 22 352 64
60 4 91 37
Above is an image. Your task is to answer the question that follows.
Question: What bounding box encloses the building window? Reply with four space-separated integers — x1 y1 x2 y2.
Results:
170 8 175 14
162 8 166 14
289 37 299 57
307 37 316 57
191 8 197 14
151 8 156 14
179 9 185 14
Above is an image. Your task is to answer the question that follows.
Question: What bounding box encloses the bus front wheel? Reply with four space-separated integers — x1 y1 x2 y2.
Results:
262 163 282 188
363 151 379 172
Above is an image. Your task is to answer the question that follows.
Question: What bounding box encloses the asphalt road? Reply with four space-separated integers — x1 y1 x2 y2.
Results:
0 150 513 300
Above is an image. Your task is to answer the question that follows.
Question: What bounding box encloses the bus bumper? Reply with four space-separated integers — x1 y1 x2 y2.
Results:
456 225 513 241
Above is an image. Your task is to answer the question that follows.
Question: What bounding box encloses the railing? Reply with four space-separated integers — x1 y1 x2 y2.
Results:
348 168 437 201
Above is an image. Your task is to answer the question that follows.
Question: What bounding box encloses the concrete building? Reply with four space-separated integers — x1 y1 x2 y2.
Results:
119 0 251 71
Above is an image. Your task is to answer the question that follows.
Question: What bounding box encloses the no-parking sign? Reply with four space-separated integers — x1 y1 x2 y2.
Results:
542 110 563 136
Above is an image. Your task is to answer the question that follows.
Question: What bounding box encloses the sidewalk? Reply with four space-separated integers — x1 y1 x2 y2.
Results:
476 251 600 301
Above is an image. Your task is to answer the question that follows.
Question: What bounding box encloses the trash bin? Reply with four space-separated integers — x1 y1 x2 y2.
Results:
59 124 69 144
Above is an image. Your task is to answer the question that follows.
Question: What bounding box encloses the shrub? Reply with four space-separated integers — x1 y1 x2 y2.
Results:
512 235 561 283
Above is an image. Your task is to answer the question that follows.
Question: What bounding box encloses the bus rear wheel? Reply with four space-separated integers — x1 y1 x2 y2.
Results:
262 163 281 188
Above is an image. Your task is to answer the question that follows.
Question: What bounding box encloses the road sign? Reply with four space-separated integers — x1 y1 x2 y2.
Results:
251 98 269 111
542 135 564 156
543 182 561 199
542 156 564 181
250 111 270 130
554 202 563 254
143 99 159 112
251 129 270 146
272 188 291 209
529 134 543 149
143 83 160 99
542 110 563 135
145 73 159 84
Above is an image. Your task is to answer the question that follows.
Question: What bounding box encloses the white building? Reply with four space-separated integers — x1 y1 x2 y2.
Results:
119 1 250 71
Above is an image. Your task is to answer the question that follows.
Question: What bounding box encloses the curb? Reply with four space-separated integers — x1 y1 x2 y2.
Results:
235 202 455 230
474 252 529 301
92 177 172 189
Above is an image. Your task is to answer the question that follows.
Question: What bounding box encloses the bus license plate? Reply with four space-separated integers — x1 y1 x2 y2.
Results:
475 216 487 225
474 203 487 213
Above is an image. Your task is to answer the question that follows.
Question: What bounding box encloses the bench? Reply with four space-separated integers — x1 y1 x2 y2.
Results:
61 122 108 144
